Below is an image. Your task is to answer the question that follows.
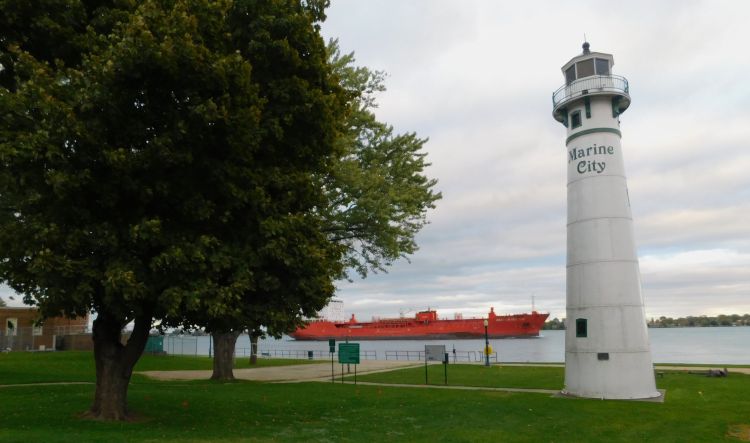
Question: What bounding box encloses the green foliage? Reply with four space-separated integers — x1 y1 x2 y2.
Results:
208 40 443 339
323 40 441 278
0 0 346 333
543 317 566 330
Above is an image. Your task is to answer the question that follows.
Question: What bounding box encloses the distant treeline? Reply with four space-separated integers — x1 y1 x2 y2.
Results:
647 314 750 328
543 318 566 330
543 314 750 330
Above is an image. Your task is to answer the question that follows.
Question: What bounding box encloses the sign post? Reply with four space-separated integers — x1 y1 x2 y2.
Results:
444 352 449 385
329 339 336 383
425 345 446 385
338 343 360 384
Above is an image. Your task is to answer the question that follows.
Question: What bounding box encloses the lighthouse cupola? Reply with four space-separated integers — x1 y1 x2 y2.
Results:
552 42 630 131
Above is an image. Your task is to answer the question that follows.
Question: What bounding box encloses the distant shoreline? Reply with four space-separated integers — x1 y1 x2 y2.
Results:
543 325 750 330
544 314 750 330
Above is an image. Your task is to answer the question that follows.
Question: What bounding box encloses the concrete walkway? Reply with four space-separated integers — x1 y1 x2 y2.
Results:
139 360 424 382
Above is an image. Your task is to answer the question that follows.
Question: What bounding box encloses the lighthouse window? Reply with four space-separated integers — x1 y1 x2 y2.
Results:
570 111 582 129
576 318 587 337
576 59 595 78
565 65 576 85
595 58 610 75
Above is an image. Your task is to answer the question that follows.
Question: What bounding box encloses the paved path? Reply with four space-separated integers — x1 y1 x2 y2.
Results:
139 360 424 382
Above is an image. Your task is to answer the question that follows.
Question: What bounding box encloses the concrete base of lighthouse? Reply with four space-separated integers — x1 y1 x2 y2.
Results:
563 355 661 399
563 305 660 399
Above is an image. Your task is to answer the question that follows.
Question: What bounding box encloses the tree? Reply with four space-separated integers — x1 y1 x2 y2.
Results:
206 40 441 379
323 40 441 279
0 0 345 419
543 318 565 330
0 297 5 307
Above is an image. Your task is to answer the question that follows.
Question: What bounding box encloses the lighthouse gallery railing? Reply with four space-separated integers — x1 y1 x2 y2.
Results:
552 74 629 108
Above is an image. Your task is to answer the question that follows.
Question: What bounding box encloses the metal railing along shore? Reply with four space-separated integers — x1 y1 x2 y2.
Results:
235 348 377 361
159 335 500 363
384 349 498 363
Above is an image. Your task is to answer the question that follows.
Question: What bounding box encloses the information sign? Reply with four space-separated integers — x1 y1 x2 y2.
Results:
424 344 448 385
425 345 446 362
338 343 360 364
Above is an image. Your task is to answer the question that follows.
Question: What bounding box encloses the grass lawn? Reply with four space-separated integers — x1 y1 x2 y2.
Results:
1 353 749 442
350 363 564 390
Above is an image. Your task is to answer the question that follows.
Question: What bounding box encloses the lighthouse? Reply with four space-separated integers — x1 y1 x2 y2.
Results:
552 42 659 399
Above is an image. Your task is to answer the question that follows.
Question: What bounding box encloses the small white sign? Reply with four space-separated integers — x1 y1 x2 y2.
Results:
425 345 446 362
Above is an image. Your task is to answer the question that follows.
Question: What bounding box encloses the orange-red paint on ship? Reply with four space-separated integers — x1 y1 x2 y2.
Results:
291 307 549 340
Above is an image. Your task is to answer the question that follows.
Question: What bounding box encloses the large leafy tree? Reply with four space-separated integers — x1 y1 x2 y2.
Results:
0 0 345 420
206 40 441 379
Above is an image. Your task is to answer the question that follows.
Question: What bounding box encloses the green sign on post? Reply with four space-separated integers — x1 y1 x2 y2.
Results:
338 343 360 364
328 339 336 353
337 343 360 385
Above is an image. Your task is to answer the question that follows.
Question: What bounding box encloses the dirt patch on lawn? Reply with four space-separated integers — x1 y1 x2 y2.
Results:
728 424 750 441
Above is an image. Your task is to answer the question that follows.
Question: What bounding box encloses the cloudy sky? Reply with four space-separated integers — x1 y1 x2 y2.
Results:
320 0 750 321
2 1 748 323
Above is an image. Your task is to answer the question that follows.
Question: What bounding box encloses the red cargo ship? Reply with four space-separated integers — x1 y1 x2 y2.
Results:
290 307 549 340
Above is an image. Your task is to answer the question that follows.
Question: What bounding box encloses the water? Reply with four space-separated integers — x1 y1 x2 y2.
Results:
163 327 750 365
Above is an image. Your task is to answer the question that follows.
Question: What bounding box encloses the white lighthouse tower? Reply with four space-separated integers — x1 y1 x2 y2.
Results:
552 42 659 399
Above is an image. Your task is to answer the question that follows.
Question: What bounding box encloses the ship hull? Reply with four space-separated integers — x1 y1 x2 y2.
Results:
291 312 549 341
292 334 545 341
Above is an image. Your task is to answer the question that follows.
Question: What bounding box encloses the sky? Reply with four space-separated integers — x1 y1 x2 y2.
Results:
2 1 749 323
318 0 750 321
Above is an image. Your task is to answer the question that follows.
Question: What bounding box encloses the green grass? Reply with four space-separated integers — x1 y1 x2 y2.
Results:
0 351 316 385
350 363 564 390
1 353 750 442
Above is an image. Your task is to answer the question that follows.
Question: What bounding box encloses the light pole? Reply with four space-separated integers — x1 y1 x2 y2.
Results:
483 319 490 367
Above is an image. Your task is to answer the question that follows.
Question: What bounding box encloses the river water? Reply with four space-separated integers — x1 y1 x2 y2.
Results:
162 327 750 365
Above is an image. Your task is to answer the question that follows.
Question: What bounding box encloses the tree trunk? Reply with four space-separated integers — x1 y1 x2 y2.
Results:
87 312 151 420
249 332 259 365
211 331 240 380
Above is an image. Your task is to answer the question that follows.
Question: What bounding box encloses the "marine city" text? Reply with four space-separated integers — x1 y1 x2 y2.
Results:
568 143 615 174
